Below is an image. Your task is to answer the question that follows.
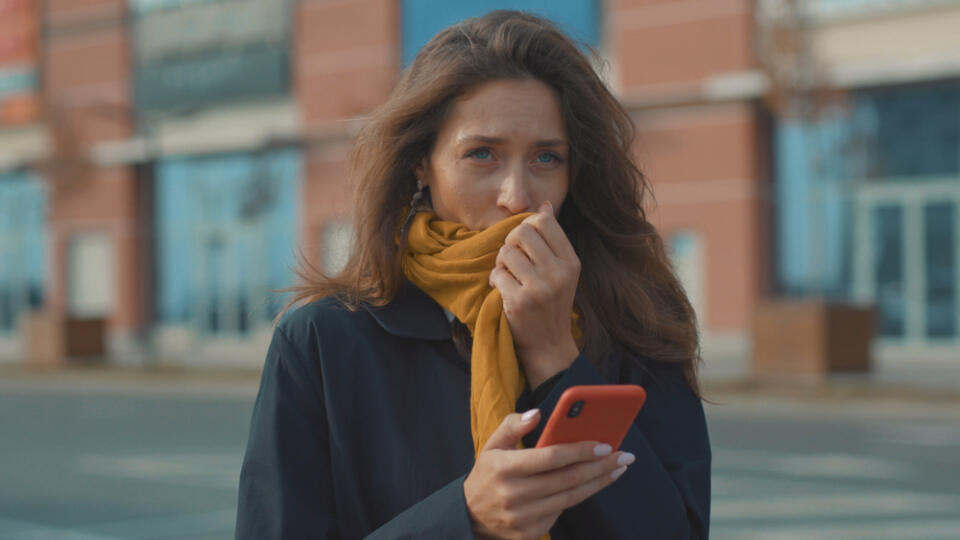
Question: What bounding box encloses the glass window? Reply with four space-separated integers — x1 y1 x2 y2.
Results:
322 220 354 276
874 205 905 337
0 172 46 333
401 0 601 67
854 81 960 180
773 117 855 299
129 0 218 15
154 148 300 335
924 202 956 339
133 0 293 113
68 233 114 318
809 0 948 19
669 231 706 327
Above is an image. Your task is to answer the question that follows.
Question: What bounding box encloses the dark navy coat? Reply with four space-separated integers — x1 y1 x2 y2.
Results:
235 280 711 539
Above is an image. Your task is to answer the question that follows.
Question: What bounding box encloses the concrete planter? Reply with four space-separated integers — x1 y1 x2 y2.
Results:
64 318 107 359
21 311 107 368
21 310 63 369
752 300 876 378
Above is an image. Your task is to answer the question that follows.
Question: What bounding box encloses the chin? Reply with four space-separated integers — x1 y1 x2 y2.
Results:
478 217 507 231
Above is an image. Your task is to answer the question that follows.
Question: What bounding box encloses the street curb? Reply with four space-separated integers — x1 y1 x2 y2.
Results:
3 364 956 404
702 377 960 404
0 364 262 398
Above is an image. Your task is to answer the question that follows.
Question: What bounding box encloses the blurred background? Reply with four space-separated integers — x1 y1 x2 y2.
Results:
0 0 958 539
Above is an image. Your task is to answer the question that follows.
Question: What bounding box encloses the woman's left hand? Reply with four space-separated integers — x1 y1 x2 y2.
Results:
490 201 581 389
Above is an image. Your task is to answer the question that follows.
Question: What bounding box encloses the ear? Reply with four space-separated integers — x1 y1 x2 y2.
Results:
414 158 429 187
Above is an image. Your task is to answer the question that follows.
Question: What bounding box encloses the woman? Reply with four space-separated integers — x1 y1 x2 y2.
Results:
236 10 710 540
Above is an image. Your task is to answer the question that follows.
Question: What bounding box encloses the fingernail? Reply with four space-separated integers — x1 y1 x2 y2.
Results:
593 444 612 457
610 465 627 480
617 452 636 466
521 409 539 422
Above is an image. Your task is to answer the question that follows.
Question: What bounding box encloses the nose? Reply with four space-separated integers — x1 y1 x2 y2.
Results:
496 166 533 215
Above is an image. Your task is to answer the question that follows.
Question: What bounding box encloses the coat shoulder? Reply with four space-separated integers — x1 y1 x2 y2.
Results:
275 296 385 352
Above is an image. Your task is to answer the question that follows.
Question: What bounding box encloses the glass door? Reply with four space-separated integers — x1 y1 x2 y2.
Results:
853 181 959 345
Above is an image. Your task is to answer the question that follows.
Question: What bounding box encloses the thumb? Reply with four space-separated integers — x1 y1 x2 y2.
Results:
481 409 540 451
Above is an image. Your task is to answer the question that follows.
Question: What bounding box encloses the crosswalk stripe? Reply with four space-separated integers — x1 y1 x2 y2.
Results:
713 491 960 521
85 510 236 539
0 516 123 540
713 448 915 480
714 518 960 540
76 452 242 489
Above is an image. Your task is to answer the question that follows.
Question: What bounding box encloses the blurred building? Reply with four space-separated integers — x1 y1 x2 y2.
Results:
771 0 960 364
0 0 957 369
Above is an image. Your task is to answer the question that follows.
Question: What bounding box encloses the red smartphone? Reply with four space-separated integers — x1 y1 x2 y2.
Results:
535 385 646 450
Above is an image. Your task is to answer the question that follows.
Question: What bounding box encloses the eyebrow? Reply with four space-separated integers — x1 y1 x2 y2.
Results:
457 134 568 147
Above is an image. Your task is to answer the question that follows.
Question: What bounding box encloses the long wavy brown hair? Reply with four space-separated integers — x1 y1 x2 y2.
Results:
286 10 703 396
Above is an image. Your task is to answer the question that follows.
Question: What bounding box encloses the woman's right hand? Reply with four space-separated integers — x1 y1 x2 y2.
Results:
463 409 635 540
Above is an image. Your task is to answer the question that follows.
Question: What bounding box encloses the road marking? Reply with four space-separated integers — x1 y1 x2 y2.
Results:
713 448 915 480
712 472 842 497
714 518 960 540
871 423 960 448
0 376 258 400
77 452 242 489
713 447 960 539
0 510 236 540
0 516 122 540
713 491 960 521
84 510 236 539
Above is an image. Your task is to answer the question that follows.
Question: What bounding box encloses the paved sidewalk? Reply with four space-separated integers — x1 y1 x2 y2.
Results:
2 350 957 402
700 352 960 403
0 363 262 397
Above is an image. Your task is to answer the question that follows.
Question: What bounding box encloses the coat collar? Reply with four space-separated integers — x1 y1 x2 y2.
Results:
363 279 452 341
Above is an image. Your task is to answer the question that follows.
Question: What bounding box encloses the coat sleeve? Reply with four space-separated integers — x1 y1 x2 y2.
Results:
235 327 339 539
521 351 711 540
363 474 475 539
236 325 477 540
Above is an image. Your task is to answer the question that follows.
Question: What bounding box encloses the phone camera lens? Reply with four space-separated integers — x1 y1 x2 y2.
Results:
567 400 585 418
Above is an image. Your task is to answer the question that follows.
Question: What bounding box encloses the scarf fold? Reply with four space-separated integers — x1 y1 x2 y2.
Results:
403 210 584 540
402 211 581 458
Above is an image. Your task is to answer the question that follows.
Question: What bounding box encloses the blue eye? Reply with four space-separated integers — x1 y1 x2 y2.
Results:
536 152 562 164
467 148 492 160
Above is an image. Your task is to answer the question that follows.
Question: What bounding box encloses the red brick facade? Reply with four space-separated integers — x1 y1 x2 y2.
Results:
6 0 769 365
610 0 770 341
40 0 146 361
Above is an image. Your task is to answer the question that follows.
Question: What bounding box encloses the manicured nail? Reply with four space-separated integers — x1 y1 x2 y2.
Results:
617 452 636 466
593 444 612 457
611 465 627 480
521 409 539 422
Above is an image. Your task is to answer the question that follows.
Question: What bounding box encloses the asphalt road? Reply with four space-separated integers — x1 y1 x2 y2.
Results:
1 376 958 540
706 394 960 539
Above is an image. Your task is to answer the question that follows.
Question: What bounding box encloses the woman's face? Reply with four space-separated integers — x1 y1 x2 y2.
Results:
416 78 570 231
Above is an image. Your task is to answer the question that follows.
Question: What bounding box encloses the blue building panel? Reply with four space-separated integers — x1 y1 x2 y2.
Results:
775 115 854 299
0 171 46 333
401 0 601 66
154 148 300 335
0 68 37 98
855 81 960 179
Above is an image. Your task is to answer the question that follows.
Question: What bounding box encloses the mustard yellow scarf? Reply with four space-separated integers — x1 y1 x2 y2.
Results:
402 211 588 540
403 210 581 458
